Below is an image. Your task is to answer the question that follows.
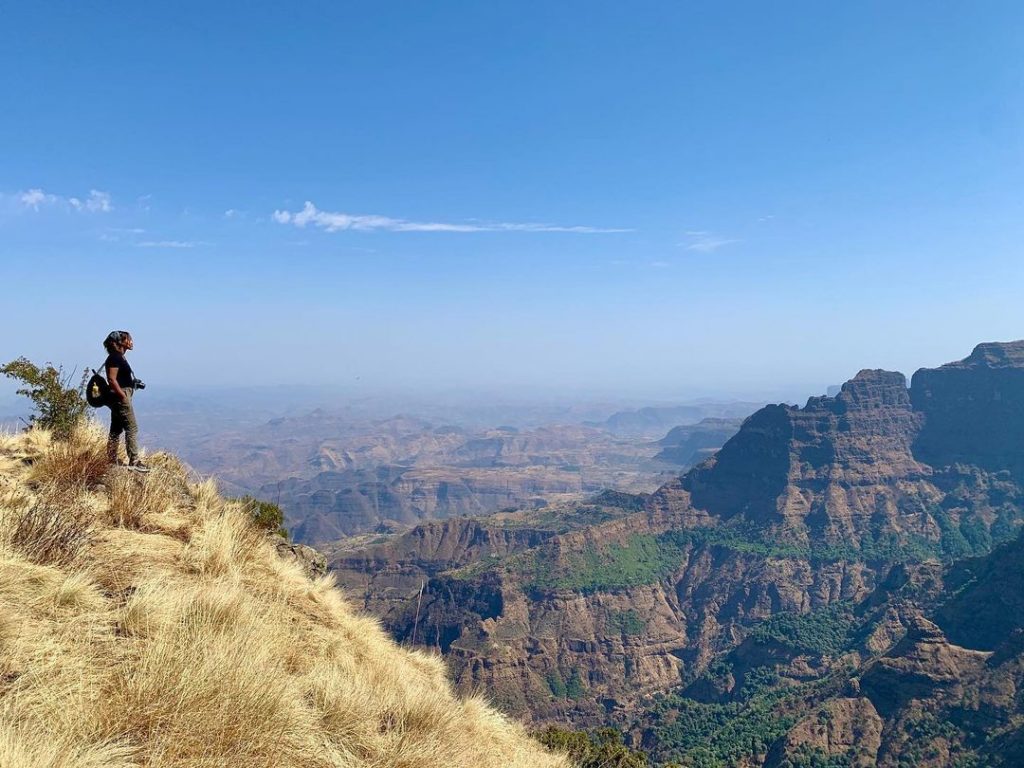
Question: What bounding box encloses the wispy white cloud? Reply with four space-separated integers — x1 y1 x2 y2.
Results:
69 190 112 212
16 187 112 213
19 189 58 210
681 230 739 253
136 240 204 249
224 208 245 219
272 201 631 234
99 227 147 243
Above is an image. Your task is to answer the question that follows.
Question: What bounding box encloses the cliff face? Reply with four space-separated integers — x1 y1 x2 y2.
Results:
331 517 558 622
911 340 1024 479
682 370 927 539
332 341 1024 764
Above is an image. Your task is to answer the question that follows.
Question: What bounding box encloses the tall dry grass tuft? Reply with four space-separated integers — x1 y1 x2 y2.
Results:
28 424 110 490
2 502 93 567
0 430 570 768
106 469 179 531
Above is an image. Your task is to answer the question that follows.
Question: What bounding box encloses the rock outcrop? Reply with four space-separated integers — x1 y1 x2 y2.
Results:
682 369 928 538
773 697 883 767
274 537 328 578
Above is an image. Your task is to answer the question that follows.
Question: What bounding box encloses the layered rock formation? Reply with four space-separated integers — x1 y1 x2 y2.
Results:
333 341 1024 765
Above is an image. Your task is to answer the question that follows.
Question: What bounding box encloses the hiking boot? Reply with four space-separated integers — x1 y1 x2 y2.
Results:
127 461 150 473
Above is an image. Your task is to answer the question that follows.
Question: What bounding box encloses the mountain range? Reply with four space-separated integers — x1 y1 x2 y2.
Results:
149 402 757 546
331 341 1024 766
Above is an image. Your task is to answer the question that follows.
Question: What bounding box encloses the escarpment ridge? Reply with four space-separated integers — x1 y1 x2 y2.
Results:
334 340 1024 766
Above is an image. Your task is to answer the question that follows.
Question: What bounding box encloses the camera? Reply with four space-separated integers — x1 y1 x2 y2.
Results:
134 379 146 390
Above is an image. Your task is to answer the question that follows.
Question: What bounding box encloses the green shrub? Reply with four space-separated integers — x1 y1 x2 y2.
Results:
565 668 586 700
739 665 781 699
236 495 288 539
609 609 646 636
535 726 648 768
546 669 567 699
1 357 87 440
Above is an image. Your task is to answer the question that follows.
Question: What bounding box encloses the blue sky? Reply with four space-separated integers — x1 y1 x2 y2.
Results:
2 2 1023 400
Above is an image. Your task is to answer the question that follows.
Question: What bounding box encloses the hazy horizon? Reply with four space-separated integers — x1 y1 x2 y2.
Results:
3 4 1022 400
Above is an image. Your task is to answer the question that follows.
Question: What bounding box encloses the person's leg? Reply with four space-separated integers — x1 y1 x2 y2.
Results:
122 389 140 464
108 402 125 463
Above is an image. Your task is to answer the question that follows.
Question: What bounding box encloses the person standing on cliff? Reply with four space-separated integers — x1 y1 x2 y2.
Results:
104 330 149 472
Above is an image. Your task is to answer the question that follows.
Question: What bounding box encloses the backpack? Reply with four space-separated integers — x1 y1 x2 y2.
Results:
86 368 111 408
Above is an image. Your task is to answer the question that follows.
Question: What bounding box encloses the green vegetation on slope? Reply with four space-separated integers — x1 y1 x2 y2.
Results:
777 744 855 768
643 689 798 767
749 603 856 656
526 533 682 593
608 609 647 636
455 511 1023 596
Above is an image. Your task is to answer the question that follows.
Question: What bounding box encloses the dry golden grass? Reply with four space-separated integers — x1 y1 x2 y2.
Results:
26 424 111 490
0 429 570 768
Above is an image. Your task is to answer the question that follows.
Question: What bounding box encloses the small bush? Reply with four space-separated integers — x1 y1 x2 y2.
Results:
236 495 288 539
565 668 586 700
1 358 87 440
7 502 93 567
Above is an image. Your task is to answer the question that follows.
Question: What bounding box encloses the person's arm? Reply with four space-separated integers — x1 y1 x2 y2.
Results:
107 366 127 402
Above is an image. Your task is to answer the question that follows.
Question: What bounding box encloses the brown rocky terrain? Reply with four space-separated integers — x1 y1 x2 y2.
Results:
259 423 688 545
140 398 751 545
332 341 1024 765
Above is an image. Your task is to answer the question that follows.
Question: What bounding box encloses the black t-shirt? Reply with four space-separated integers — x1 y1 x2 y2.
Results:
104 352 135 390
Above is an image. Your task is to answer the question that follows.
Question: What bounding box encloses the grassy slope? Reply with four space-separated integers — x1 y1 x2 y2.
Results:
0 427 567 768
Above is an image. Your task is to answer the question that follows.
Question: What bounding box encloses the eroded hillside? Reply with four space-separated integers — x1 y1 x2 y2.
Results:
334 341 1024 765
0 428 566 768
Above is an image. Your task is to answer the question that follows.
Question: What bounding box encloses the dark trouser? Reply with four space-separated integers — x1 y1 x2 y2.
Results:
108 387 139 463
